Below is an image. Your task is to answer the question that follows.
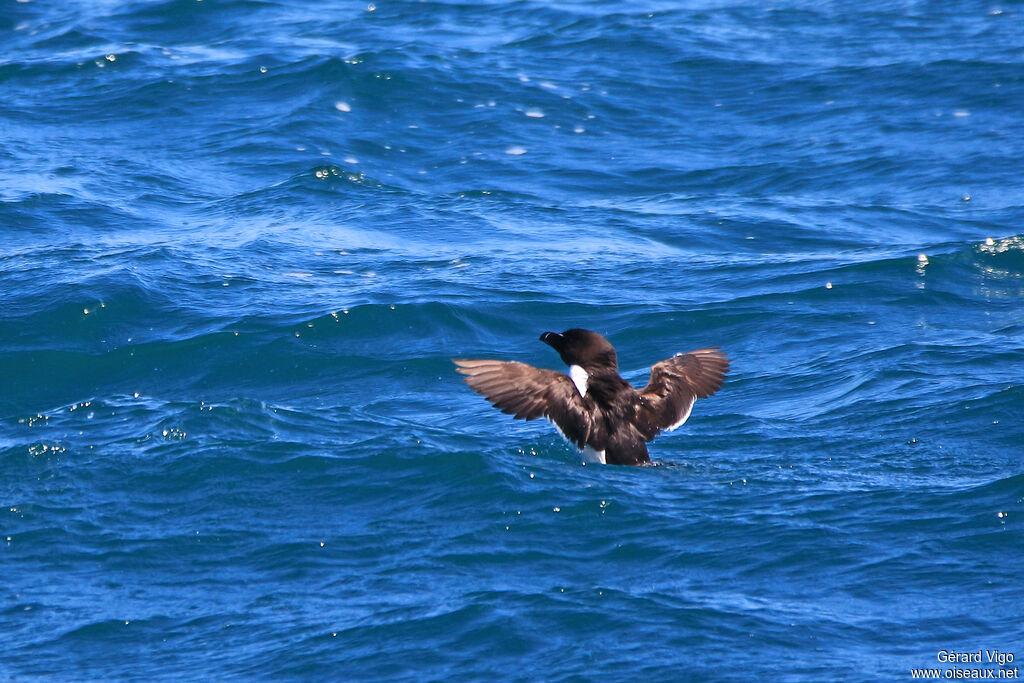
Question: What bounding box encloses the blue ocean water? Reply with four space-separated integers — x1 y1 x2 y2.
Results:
2 0 1023 679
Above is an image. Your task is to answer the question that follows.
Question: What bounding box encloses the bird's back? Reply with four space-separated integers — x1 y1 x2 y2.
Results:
583 374 651 466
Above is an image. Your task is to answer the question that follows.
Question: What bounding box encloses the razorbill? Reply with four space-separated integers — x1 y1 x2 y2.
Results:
453 329 730 466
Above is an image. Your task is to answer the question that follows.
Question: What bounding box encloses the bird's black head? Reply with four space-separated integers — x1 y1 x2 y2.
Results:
540 328 617 371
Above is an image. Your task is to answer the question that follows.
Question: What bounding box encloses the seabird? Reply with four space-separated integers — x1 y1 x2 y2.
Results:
454 329 730 466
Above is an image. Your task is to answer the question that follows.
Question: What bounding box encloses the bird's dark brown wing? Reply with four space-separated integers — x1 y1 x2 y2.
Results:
453 359 593 448
635 348 730 441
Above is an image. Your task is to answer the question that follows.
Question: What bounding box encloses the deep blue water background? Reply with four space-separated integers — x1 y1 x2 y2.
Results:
2 1 1023 680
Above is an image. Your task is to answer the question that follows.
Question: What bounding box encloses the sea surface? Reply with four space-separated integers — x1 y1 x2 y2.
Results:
2 1 1022 680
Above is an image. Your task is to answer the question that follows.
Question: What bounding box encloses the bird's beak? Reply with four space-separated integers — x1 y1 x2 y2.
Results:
540 331 562 348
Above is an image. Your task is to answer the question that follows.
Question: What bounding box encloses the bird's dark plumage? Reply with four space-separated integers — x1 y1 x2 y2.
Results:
454 329 730 466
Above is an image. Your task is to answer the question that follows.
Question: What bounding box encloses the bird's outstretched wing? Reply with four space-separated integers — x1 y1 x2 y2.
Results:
453 359 593 448
635 348 730 441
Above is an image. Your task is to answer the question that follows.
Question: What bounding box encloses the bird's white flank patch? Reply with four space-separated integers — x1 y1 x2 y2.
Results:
569 365 588 397
582 446 606 465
